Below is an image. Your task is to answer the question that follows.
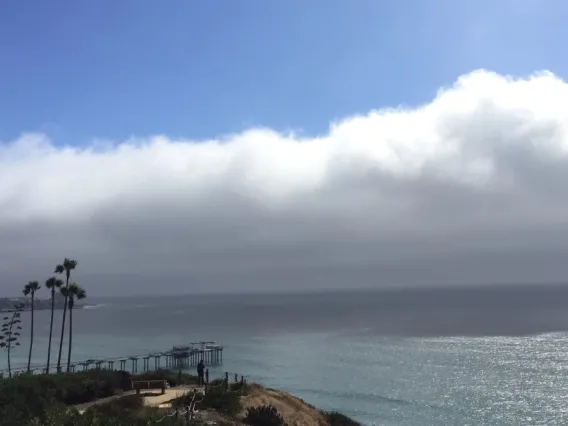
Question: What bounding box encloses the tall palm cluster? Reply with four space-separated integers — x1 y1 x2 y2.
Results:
19 258 86 374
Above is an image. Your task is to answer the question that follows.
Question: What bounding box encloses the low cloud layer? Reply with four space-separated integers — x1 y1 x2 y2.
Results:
3 69 568 295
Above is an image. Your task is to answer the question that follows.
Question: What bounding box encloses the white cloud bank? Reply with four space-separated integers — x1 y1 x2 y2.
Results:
3 69 568 295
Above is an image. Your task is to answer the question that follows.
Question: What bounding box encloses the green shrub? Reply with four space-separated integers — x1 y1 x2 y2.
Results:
243 404 287 426
0 403 30 426
230 381 246 393
27 405 85 426
200 387 242 417
0 370 205 426
170 390 198 409
208 378 225 388
0 369 132 424
132 369 198 386
85 394 144 419
29 403 187 426
323 411 361 426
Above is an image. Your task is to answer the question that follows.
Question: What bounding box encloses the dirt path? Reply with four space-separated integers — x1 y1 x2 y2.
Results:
74 391 136 413
74 385 201 413
142 386 201 407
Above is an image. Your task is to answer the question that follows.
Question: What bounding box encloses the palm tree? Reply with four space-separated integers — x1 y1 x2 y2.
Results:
44 276 63 373
61 283 86 372
22 281 41 373
55 258 77 373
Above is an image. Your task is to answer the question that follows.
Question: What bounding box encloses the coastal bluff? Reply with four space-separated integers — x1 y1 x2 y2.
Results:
0 367 360 425
196 383 359 426
241 384 332 425
0 293 83 311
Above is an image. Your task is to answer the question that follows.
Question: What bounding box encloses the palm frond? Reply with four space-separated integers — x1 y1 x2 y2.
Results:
28 281 40 292
76 288 87 300
45 277 63 290
63 258 78 271
68 283 87 299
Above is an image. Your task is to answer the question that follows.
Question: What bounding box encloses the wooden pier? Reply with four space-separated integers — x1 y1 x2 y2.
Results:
168 341 223 370
0 341 223 377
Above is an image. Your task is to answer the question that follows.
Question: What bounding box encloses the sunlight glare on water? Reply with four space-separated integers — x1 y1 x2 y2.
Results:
4 290 568 425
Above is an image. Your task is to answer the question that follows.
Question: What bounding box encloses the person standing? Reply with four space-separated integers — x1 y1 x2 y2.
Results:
197 359 205 386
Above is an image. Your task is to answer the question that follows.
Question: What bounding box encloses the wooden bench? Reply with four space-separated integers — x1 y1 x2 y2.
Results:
131 380 167 395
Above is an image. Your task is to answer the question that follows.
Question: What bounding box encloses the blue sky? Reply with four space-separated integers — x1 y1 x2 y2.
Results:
1 0 567 146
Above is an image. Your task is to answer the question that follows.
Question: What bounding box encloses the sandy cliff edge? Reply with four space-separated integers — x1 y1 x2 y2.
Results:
237 384 330 426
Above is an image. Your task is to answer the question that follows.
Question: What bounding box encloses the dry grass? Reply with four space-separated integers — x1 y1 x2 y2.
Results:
240 384 328 426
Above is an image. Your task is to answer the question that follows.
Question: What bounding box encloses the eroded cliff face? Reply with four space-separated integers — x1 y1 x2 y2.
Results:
194 384 359 426
239 384 329 426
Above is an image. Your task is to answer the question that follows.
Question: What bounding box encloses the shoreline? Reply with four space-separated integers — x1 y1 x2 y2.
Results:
0 305 84 312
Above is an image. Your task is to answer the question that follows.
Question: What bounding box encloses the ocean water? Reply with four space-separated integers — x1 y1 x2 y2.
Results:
3 285 568 425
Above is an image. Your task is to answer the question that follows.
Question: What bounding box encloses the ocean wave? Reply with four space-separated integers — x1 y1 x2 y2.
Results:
82 303 109 310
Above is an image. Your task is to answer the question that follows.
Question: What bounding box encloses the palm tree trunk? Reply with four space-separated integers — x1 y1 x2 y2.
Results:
7 344 11 378
66 305 73 372
27 294 35 373
46 290 55 374
7 318 13 378
56 274 70 373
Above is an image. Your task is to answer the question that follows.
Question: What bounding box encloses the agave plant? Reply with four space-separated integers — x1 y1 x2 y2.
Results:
243 404 287 426
1 303 25 378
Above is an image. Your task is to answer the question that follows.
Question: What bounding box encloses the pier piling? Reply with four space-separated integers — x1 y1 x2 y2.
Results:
0 341 223 376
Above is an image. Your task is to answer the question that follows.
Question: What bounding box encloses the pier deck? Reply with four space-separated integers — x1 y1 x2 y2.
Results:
0 341 223 376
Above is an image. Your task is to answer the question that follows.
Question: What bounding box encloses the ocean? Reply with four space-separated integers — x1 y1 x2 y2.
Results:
3 284 568 425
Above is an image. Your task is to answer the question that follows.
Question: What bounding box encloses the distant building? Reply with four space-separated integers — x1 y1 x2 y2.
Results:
0 292 77 311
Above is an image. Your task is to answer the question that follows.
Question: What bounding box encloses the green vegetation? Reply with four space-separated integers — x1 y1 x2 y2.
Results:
133 369 198 386
28 402 188 426
322 411 362 426
0 369 127 424
170 379 244 417
82 394 151 423
243 405 286 426
201 385 242 416
230 380 246 392
0 369 231 425
0 369 203 425
1 303 24 378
